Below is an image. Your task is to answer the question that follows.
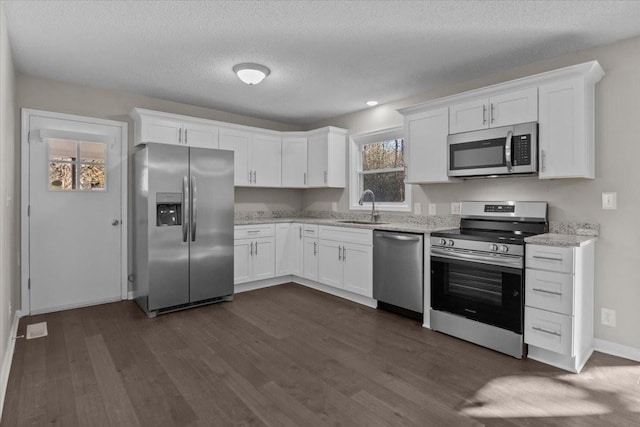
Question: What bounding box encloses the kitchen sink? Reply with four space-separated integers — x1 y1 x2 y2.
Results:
337 220 389 225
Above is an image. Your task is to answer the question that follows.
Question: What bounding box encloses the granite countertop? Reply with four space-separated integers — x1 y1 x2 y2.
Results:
524 233 598 247
234 217 457 234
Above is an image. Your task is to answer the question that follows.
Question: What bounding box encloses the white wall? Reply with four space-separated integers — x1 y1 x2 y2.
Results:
306 35 640 351
0 1 20 409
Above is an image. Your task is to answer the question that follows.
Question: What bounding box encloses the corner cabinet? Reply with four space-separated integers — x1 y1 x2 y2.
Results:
403 107 457 184
130 108 219 148
275 223 303 277
307 128 347 188
219 128 281 187
524 241 595 373
281 136 308 188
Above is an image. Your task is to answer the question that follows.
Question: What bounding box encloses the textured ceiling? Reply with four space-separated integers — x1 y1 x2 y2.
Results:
4 0 640 126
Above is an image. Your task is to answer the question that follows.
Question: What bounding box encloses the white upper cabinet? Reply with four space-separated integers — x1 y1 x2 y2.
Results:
130 108 219 148
220 129 281 187
404 107 456 184
281 136 308 187
539 78 594 179
307 128 347 188
449 87 538 134
251 133 282 187
219 127 252 186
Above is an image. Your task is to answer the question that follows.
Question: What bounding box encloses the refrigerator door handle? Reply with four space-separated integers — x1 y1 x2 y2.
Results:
182 176 189 243
191 175 197 241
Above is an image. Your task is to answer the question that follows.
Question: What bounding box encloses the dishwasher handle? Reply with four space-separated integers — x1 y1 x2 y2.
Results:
377 233 421 242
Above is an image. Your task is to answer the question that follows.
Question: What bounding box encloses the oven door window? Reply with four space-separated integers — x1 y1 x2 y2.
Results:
449 137 506 170
431 257 523 333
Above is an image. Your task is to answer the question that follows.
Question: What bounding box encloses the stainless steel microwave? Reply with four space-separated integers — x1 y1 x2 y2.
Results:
447 122 538 178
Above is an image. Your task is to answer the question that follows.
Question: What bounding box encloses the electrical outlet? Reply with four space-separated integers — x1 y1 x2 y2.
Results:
601 307 616 327
331 202 337 212
451 202 461 215
602 192 617 210
428 203 436 215
413 203 421 215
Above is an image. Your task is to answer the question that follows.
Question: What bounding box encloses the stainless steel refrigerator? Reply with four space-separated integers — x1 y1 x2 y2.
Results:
134 143 234 317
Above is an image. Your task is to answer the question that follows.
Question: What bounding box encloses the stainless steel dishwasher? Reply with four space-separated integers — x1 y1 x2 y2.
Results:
373 230 424 319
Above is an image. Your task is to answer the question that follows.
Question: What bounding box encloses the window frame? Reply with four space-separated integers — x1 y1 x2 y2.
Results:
349 126 411 213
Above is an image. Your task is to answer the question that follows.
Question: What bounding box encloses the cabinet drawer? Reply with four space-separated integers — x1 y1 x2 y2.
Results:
526 244 574 273
525 307 574 356
302 224 319 237
235 223 275 239
525 269 574 315
319 226 372 245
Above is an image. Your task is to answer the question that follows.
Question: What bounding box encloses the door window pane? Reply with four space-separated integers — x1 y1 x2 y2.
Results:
49 162 75 190
80 141 106 164
80 165 106 189
47 138 107 191
48 138 77 161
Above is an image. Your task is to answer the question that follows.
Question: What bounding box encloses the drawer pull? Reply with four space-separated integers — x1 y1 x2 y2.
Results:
532 288 563 296
532 326 562 337
247 230 261 234
532 255 563 262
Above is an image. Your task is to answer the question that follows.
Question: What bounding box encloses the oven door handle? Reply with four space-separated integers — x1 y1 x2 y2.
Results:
430 247 522 269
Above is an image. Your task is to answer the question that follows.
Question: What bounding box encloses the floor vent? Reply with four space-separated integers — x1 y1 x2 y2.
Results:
26 321 48 340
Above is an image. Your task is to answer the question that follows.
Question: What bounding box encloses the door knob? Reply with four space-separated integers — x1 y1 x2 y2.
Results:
112 219 120 226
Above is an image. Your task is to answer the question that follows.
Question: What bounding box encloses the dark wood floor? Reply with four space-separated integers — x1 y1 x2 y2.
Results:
3 283 640 426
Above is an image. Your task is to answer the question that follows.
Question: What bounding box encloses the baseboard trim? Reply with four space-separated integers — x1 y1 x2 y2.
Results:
0 309 22 420
593 338 640 363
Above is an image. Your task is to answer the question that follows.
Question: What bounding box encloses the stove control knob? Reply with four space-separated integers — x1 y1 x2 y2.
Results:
500 245 509 253
439 239 447 246
448 240 455 247
489 244 498 251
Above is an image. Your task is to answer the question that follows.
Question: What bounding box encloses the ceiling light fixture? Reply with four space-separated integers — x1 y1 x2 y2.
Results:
233 63 271 85
366 100 379 107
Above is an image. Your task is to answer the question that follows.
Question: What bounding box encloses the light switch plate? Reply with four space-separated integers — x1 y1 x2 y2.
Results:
413 203 421 215
428 203 436 215
601 307 616 327
602 192 617 210
451 202 461 215
331 202 337 212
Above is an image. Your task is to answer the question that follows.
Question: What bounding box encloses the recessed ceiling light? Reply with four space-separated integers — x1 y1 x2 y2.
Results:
366 100 379 107
233 63 271 85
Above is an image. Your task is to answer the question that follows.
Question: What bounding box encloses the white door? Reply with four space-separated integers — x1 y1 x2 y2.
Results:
25 110 126 314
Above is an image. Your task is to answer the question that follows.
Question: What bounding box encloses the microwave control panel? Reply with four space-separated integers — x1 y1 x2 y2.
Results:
512 134 531 166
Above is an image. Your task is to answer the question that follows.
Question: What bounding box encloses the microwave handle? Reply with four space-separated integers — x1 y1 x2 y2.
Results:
505 130 513 172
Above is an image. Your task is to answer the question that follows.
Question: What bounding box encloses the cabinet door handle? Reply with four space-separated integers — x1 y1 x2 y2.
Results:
490 103 495 123
338 246 342 261
253 171 257 184
313 241 317 255
342 246 346 262
532 326 562 337
178 128 182 144
299 226 302 239
185 129 188 144
324 171 328 184
254 241 258 255
541 149 546 172
532 288 563 296
532 255 562 262
304 172 307 185
482 104 487 125
250 241 254 256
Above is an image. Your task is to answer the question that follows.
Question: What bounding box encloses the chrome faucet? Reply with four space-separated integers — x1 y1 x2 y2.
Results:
358 189 378 222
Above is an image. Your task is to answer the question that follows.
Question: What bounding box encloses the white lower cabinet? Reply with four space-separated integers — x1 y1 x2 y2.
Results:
524 242 595 373
275 223 303 277
318 226 373 298
234 224 275 285
302 225 319 281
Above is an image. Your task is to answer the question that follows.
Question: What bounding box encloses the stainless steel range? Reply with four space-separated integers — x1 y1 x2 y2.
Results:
430 201 548 358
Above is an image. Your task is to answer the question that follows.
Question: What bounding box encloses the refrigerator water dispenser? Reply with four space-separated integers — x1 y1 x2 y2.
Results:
156 192 182 226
